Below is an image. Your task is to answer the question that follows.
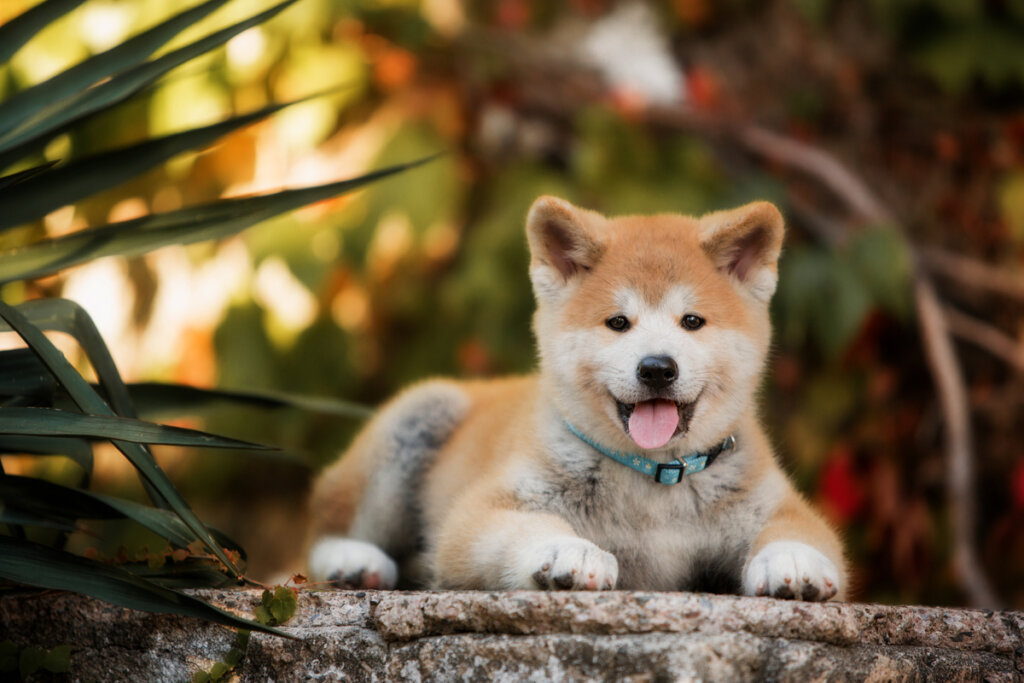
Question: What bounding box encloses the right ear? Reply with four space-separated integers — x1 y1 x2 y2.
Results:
526 196 604 295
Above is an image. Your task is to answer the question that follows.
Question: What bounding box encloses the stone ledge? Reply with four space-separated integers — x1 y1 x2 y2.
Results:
2 589 1022 681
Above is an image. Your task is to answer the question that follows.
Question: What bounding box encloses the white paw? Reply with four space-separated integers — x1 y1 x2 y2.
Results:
516 536 618 591
743 541 839 601
308 537 398 590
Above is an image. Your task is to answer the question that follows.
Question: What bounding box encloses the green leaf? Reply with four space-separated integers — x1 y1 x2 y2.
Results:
0 0 300 165
846 226 913 318
0 161 58 191
253 604 272 625
0 474 244 556
999 172 1024 245
775 246 832 348
0 0 231 138
0 0 88 65
775 245 874 358
791 0 831 25
0 300 240 576
123 382 372 420
19 646 44 678
7 297 200 500
0 348 58 400
42 644 71 673
7 299 139 420
5 297 165 493
913 23 1024 94
0 509 79 533
0 640 17 672
209 661 228 680
194 671 211 683
267 586 297 624
125 558 239 589
0 156 439 283
812 257 874 358
0 93 334 232
0 407 272 450
0 536 291 636
223 647 244 668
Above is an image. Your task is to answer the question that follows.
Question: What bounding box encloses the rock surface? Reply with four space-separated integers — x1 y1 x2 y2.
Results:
2 588 1021 681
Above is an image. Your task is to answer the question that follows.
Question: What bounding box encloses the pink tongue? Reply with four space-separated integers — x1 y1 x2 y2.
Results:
627 399 680 449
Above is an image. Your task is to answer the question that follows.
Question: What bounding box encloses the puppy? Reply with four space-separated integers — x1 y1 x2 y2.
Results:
307 197 846 600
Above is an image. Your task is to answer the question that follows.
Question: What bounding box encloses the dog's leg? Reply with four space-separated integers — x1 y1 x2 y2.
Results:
742 488 846 601
307 381 469 589
434 494 618 590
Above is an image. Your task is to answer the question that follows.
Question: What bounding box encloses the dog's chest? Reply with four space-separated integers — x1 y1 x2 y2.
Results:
526 453 762 592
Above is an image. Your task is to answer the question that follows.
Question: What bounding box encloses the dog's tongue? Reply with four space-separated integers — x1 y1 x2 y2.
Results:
627 399 679 449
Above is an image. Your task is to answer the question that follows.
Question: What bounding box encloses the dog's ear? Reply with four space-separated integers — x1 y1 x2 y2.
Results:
699 201 785 302
526 196 605 293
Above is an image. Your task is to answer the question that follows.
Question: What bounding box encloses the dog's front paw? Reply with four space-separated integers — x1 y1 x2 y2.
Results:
518 536 618 590
743 541 839 601
308 537 398 589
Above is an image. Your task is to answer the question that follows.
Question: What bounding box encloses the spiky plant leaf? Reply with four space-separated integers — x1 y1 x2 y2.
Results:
0 162 57 191
123 382 372 420
0 300 240 576
0 0 88 64
0 0 231 138
0 536 289 636
0 474 243 555
0 407 271 449
6 298 147 419
0 0 299 166
0 156 438 283
0 92 334 232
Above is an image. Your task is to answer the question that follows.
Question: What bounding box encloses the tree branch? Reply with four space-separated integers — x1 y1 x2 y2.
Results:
915 283 1000 607
921 247 1024 303
734 125 897 225
698 108 1002 608
944 307 1024 372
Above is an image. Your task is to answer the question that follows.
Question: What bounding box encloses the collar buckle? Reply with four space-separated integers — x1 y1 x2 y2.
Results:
654 460 686 485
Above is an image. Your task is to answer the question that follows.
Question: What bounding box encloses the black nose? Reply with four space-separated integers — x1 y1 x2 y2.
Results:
637 355 678 389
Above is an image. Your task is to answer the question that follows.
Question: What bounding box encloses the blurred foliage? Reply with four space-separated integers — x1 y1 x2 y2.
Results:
869 0 1024 93
3 0 1024 609
0 0 426 633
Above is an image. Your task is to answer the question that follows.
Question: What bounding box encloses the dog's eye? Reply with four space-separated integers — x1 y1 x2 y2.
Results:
606 315 631 332
681 314 705 331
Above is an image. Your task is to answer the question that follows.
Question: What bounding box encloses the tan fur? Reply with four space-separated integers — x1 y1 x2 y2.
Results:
307 198 847 600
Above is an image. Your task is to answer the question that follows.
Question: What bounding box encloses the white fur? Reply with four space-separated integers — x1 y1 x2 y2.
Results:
529 264 571 303
744 266 778 303
743 541 840 600
513 535 618 590
521 409 790 591
308 537 398 589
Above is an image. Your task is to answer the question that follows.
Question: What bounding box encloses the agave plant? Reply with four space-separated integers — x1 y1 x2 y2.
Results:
0 0 431 634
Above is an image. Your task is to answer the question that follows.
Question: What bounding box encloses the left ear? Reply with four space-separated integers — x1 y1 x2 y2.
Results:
699 201 785 302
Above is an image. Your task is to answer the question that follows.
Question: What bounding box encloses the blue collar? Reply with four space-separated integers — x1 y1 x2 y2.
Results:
564 421 736 485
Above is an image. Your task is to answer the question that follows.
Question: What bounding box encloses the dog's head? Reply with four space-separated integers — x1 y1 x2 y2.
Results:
526 196 784 454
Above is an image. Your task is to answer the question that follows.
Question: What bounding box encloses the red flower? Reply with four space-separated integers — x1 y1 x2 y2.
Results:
1012 461 1024 511
818 446 865 524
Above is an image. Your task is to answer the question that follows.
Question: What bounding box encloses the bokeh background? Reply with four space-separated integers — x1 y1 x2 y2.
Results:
2 0 1023 607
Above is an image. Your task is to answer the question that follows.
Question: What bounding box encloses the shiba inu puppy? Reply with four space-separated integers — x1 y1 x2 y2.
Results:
307 197 846 600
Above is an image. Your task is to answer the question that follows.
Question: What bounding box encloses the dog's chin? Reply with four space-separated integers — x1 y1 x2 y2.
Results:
615 394 699 449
